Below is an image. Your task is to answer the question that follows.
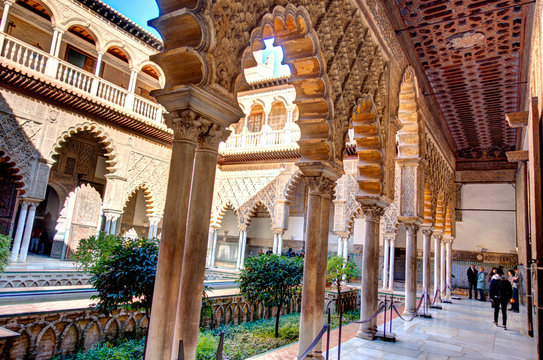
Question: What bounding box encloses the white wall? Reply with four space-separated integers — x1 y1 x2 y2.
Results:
455 184 516 253
219 210 240 237
284 216 304 240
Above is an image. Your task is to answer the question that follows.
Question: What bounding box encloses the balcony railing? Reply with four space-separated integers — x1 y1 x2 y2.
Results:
220 127 300 154
0 34 164 124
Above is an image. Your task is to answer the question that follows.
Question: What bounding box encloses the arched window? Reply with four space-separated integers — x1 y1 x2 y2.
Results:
247 104 264 133
268 102 287 130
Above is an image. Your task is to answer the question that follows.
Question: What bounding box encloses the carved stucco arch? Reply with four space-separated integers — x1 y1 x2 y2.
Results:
49 122 118 174
422 182 433 228
396 66 422 159
122 184 155 216
237 5 334 168
351 95 385 203
434 193 445 234
0 149 26 194
284 170 303 203
212 202 240 229
241 200 273 228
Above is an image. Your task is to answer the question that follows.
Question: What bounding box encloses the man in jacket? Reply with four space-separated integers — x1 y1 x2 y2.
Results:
467 264 478 299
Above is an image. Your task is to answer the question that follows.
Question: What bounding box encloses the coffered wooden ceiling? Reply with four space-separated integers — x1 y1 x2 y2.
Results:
386 0 529 171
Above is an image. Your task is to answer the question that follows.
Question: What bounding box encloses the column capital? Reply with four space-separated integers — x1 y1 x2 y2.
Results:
303 176 336 196
238 223 247 232
383 232 397 241
197 121 231 152
52 26 65 34
272 228 285 235
3 0 15 6
421 227 433 236
404 223 420 234
164 109 203 143
360 205 386 220
335 231 350 239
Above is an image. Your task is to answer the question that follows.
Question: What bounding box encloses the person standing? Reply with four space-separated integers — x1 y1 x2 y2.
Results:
508 269 519 313
489 268 513 329
477 266 487 301
467 264 478 300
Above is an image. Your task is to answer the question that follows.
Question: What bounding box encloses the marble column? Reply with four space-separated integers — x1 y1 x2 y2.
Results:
312 183 334 359
174 123 229 360
440 237 446 300
236 226 246 269
421 228 433 315
94 51 104 76
403 223 419 315
388 234 396 291
109 214 120 236
382 236 390 290
272 232 278 254
445 238 453 300
103 215 112 235
145 114 200 360
153 218 160 238
433 234 442 302
343 236 349 260
337 236 344 257
357 205 386 340
0 0 14 33
18 202 37 263
10 201 29 262
297 176 329 358
240 230 248 269
277 231 283 255
210 229 218 267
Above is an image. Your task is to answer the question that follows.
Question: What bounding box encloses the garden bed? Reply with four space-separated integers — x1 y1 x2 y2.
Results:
54 311 360 360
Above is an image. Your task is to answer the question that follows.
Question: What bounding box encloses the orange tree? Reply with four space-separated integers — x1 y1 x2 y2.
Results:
238 254 303 337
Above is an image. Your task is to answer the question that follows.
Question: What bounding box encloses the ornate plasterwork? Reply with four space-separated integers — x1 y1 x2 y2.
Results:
211 168 283 227
123 152 169 215
49 122 119 174
0 111 41 194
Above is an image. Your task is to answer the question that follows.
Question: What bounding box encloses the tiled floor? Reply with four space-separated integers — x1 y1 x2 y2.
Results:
326 299 536 360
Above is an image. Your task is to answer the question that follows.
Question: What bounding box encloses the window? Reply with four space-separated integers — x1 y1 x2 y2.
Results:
268 102 287 130
247 105 264 132
65 45 103 74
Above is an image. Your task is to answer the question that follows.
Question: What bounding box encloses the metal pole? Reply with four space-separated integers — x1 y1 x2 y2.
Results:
390 294 394 333
338 298 342 360
216 331 225 360
177 340 184 360
523 160 534 337
326 308 331 360
383 295 387 339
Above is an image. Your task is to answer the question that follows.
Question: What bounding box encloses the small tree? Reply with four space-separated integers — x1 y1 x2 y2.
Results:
0 235 11 273
326 255 358 314
239 255 303 337
90 237 159 316
71 232 121 273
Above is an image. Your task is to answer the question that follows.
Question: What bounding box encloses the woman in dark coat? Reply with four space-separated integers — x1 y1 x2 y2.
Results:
489 268 513 329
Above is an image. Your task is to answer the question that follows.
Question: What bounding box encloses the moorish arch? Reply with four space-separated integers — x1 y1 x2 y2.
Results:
396 66 422 159
49 122 118 174
120 185 155 238
350 95 386 203
237 5 334 168
0 151 24 234
422 182 433 228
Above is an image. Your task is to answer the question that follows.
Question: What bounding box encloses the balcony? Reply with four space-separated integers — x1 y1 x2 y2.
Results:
0 34 164 125
219 126 300 155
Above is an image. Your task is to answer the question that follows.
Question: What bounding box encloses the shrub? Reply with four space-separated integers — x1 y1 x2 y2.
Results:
238 255 303 337
71 232 122 273
326 255 358 313
90 237 159 316
0 234 11 273
52 338 145 360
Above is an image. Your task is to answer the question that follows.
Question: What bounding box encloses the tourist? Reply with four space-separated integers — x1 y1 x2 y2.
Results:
29 227 41 254
508 269 519 313
266 248 273 255
489 268 513 329
258 249 263 256
477 266 487 301
467 264 478 299
489 267 497 282
286 248 293 257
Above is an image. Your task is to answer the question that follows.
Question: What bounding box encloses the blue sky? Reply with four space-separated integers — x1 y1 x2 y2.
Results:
102 0 161 38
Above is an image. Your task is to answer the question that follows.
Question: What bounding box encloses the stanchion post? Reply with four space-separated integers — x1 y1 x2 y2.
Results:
389 294 393 333
178 340 184 360
376 294 396 342
326 308 331 360
419 291 432 319
337 299 342 360
431 288 442 310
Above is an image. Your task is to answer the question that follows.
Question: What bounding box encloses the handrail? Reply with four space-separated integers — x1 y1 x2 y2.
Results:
0 33 165 124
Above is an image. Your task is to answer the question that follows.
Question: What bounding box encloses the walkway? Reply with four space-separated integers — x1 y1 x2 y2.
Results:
326 299 536 360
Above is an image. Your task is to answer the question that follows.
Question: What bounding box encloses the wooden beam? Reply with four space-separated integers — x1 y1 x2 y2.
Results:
506 111 529 128
506 150 529 162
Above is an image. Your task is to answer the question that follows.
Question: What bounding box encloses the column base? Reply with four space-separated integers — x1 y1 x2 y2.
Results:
402 310 415 316
356 329 376 340
311 352 324 360
375 331 396 342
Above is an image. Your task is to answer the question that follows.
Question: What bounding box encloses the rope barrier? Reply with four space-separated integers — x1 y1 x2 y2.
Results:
298 324 330 360
352 303 387 324
391 293 425 322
